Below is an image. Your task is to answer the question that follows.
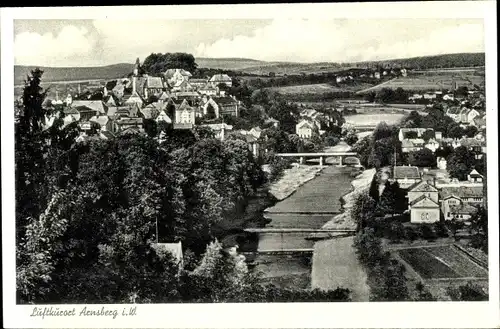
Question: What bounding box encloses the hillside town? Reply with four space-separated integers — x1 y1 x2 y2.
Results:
14 48 489 305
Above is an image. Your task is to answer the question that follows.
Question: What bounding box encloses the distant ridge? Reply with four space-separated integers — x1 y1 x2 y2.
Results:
14 53 485 85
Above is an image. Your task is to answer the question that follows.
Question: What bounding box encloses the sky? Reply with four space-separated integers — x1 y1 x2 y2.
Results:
14 18 485 67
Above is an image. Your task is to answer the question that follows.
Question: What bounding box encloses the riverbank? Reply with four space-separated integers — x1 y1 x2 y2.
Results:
310 168 375 301
321 168 376 230
268 165 324 201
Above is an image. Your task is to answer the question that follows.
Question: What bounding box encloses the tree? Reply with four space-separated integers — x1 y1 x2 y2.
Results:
142 52 198 76
469 206 488 253
447 146 476 180
352 136 372 168
448 124 465 139
372 121 393 142
368 137 394 168
408 148 437 167
205 103 217 120
435 144 454 159
421 129 435 142
464 125 479 138
405 131 419 139
351 192 377 231
353 228 384 267
345 133 358 146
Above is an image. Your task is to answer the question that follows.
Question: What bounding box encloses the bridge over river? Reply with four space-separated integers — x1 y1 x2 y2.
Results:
246 165 369 300
275 151 359 166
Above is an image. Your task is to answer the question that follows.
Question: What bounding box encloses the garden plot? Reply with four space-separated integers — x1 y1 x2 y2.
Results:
396 245 488 280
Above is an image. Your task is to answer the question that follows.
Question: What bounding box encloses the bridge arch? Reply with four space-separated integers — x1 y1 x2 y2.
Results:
344 156 361 166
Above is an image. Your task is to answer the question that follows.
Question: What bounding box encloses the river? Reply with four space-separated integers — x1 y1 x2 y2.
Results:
249 165 370 301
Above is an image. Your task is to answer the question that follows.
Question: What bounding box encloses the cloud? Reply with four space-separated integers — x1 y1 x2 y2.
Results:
14 25 96 66
195 19 484 63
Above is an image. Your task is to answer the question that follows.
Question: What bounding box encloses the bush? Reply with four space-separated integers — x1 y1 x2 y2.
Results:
419 224 437 241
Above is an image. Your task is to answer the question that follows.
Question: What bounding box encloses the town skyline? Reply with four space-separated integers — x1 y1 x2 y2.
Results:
15 18 484 67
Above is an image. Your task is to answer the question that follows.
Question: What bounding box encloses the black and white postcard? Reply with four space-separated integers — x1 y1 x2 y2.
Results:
1 2 498 328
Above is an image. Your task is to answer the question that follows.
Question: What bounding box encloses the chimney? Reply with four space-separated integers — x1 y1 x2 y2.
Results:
103 86 108 97
132 76 137 94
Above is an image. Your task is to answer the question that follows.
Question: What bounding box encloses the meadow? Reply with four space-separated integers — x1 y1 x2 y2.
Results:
344 113 406 126
357 69 485 94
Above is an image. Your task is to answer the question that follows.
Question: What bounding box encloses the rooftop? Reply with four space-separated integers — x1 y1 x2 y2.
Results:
440 186 483 199
393 166 420 180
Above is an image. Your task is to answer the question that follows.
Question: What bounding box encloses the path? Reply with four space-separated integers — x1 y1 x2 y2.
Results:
356 77 398 94
312 236 370 301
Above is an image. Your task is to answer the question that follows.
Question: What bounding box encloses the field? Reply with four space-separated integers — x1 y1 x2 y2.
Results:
396 245 488 280
267 83 344 95
344 113 406 126
357 69 485 94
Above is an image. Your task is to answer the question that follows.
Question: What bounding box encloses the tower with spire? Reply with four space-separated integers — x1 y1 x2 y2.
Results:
134 58 140 77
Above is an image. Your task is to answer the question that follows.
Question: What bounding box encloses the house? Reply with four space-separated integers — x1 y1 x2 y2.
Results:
472 115 486 129
139 104 160 120
437 157 447 170
474 132 485 142
209 74 232 88
89 114 113 132
402 139 421 153
409 195 440 223
99 131 115 140
443 94 455 101
70 100 107 121
171 79 194 93
114 117 144 133
174 99 196 129
201 95 240 118
440 186 484 206
459 108 480 125
398 128 435 142
264 117 279 128
459 138 483 155
296 119 319 139
374 72 381 79
151 242 183 268
202 123 233 141
424 139 440 152
467 169 484 183
423 93 437 100
446 107 462 122
409 93 423 102
392 166 421 189
189 78 209 89
198 84 218 96
249 127 262 139
156 110 172 124
448 204 478 222
401 68 407 77
407 180 439 209
244 134 261 158
143 76 165 98
163 69 192 86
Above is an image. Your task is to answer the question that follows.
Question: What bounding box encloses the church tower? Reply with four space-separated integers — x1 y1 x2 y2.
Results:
134 58 140 76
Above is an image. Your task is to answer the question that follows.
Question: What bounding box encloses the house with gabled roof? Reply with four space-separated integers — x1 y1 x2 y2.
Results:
174 99 196 129
473 115 486 129
71 100 107 121
163 69 192 86
143 76 165 98
407 180 439 210
151 241 184 269
89 114 113 132
467 169 484 183
296 119 319 139
209 74 232 87
156 110 172 124
392 165 421 189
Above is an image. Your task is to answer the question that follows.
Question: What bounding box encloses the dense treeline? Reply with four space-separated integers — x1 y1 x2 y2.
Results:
359 53 485 70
